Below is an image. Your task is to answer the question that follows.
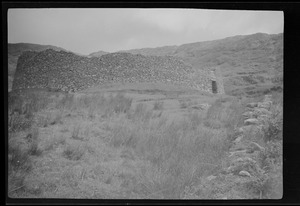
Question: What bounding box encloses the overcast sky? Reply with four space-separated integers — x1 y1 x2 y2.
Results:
8 9 283 55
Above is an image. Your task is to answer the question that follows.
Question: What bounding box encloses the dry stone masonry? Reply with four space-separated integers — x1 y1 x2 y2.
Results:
12 49 224 93
205 95 280 198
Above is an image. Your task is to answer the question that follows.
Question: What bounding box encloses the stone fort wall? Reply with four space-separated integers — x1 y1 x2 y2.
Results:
12 49 224 94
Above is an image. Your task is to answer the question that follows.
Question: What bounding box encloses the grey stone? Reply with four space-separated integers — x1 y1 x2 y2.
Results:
258 101 272 110
229 149 247 157
234 157 256 164
233 135 243 144
242 111 254 119
249 141 265 152
244 118 260 125
207 175 217 181
239 125 257 133
264 95 272 102
246 102 258 108
239 170 251 177
253 108 272 116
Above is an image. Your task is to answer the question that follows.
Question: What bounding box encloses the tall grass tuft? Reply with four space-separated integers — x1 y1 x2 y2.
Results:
8 140 32 196
63 143 86 161
26 126 42 156
107 106 229 198
8 91 52 132
110 92 133 114
71 124 83 140
153 101 164 110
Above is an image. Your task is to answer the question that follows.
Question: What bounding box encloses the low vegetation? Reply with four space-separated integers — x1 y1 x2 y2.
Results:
7 89 282 199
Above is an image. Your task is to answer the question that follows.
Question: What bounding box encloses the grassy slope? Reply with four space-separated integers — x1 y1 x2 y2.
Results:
8 83 282 199
121 33 283 97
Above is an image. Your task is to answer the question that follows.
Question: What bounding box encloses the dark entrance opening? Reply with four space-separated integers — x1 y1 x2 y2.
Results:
212 80 217 93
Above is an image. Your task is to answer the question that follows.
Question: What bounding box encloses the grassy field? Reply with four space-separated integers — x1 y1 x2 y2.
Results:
7 83 283 199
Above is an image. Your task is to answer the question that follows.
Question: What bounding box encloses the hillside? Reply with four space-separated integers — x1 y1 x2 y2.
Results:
8 43 67 91
8 35 283 200
118 45 178 57
88 50 110 58
12 49 215 93
9 33 283 96
116 33 283 96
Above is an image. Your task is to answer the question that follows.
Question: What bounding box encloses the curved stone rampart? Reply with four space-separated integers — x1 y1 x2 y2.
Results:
12 49 218 93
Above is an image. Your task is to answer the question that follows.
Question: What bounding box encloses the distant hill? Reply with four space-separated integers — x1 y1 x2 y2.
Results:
7 43 67 91
120 33 283 96
88 50 110 57
118 45 178 56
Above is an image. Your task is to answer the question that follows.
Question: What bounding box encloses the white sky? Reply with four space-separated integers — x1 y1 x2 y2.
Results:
8 9 283 55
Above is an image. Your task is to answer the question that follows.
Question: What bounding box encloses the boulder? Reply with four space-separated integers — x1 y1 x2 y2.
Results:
258 101 272 110
233 135 244 144
246 102 258 108
249 141 265 152
242 111 255 119
253 108 272 116
229 142 248 152
207 175 217 181
234 157 256 164
257 115 270 121
264 95 272 102
239 170 251 177
244 118 260 125
239 125 257 133
229 149 248 157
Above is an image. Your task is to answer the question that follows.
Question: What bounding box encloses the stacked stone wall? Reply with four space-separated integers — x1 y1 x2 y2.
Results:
12 49 215 93
205 95 281 198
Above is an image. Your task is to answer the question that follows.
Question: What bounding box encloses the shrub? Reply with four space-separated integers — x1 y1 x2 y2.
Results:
8 141 32 196
109 114 229 198
180 101 188 109
56 93 74 110
8 91 53 132
108 117 146 148
26 127 42 156
127 103 153 123
8 113 33 132
258 140 282 172
50 111 63 125
262 104 283 142
63 143 85 161
254 140 283 199
43 135 66 151
153 101 164 110
205 100 224 121
203 119 223 129
179 99 192 109
96 93 133 118
9 91 50 116
188 112 203 130
71 124 83 140
88 103 96 119
223 99 245 129
8 144 31 173
111 93 133 114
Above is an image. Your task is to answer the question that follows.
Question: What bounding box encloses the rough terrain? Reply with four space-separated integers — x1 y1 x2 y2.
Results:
7 32 283 200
